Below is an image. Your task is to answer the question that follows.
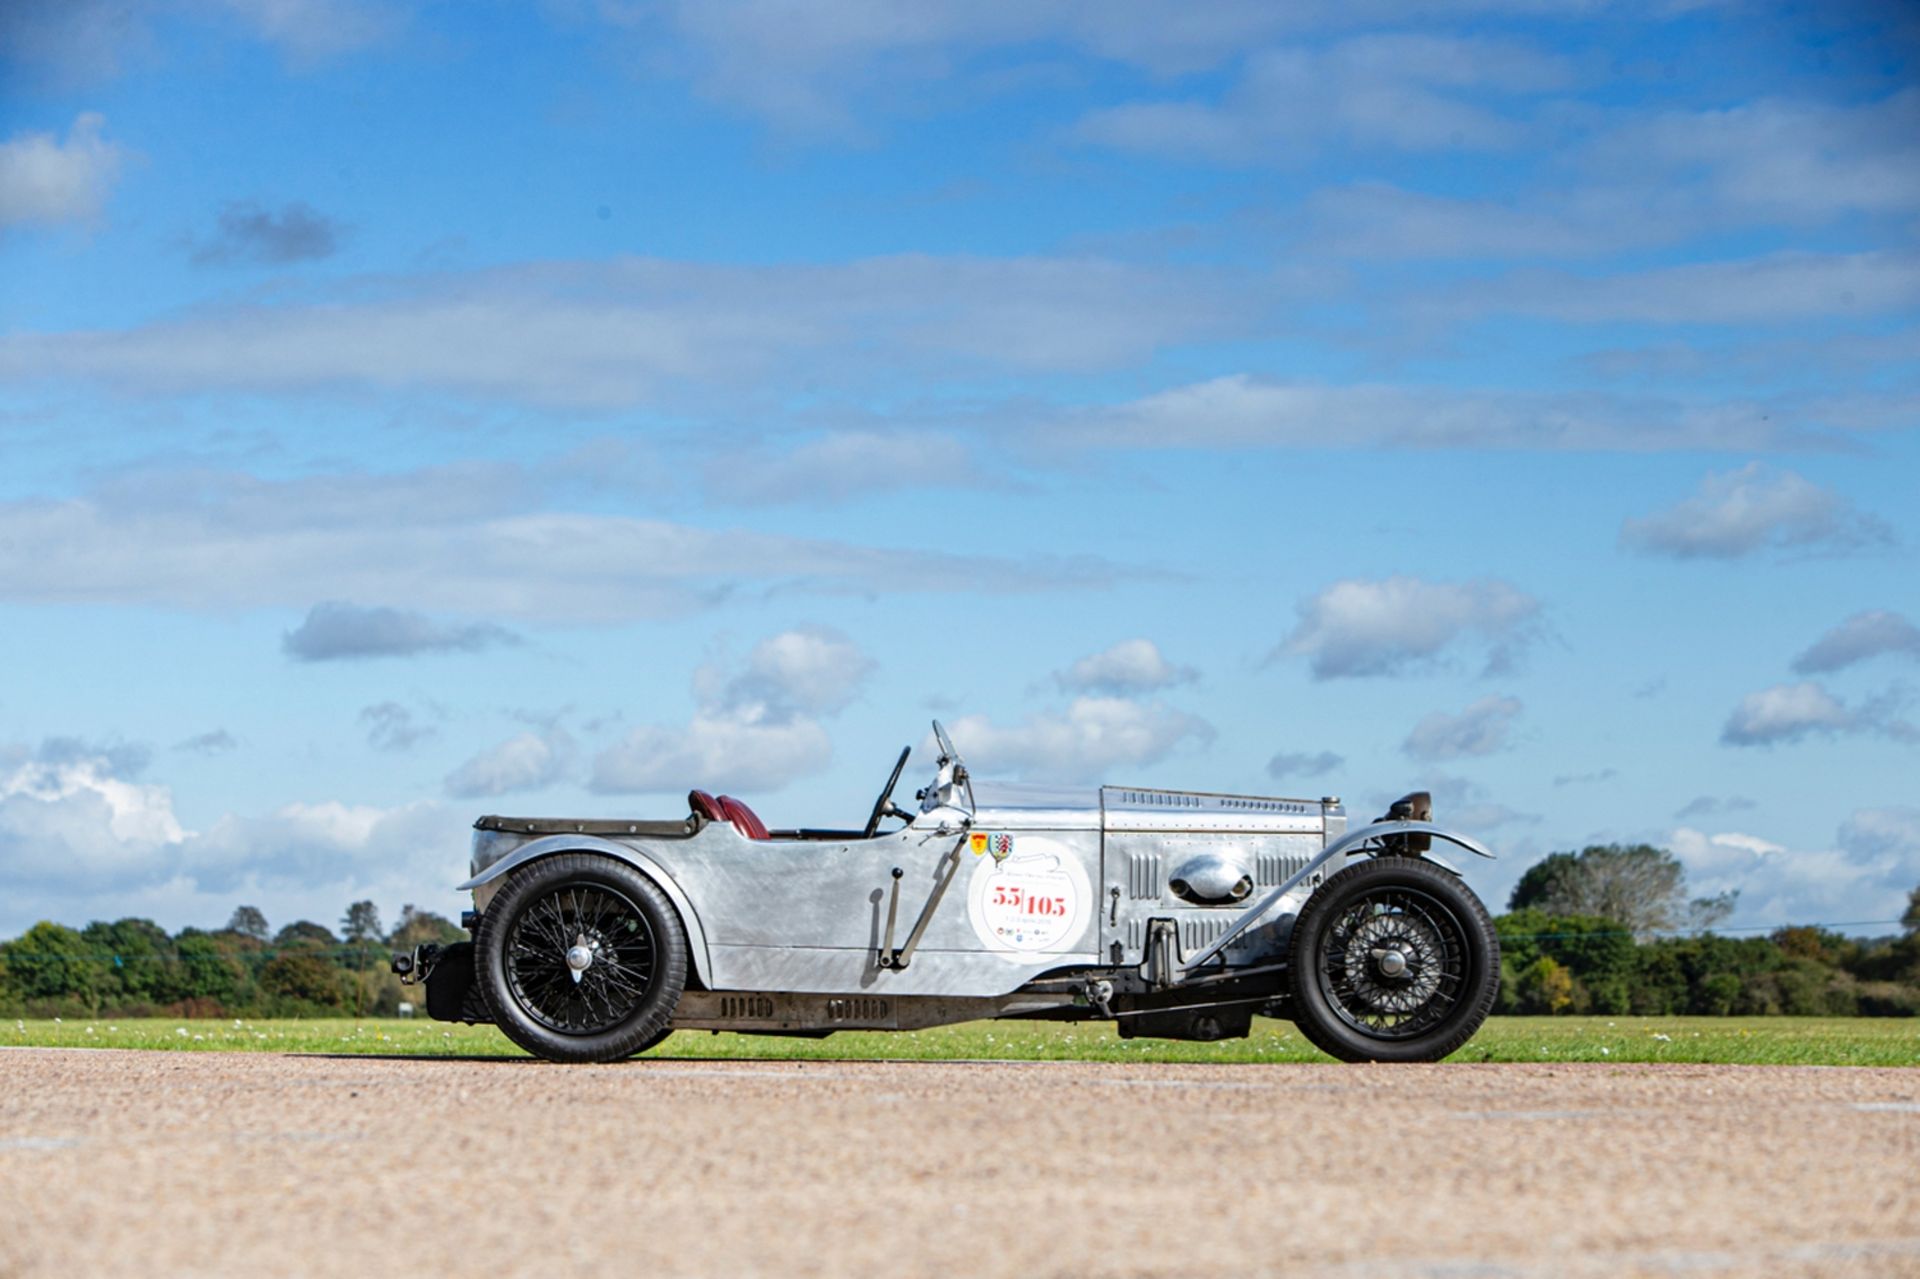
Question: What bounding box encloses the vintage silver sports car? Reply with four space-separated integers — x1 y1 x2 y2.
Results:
395 722 1502 1063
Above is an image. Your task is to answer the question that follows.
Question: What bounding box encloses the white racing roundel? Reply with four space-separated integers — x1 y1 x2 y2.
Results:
965 834 1093 961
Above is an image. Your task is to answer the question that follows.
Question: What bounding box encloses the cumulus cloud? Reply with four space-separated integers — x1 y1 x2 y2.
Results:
282 601 520 662
0 734 464 934
0 463 1107 623
1277 575 1540 679
1054 639 1196 696
1792 610 1920 674
1266 750 1343 782
592 627 873 796
190 200 344 266
0 744 185 889
1075 35 1566 162
359 702 434 752
1621 463 1890 560
1673 811 1920 928
0 112 124 229
445 729 574 799
941 697 1212 783
1719 681 1915 748
1403 695 1522 761
704 626 876 720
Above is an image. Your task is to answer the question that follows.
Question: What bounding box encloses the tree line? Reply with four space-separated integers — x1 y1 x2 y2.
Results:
3 845 1918 1019
0 901 464 1019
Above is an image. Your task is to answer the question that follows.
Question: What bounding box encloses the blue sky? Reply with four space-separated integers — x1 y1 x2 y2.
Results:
1 0 1916 939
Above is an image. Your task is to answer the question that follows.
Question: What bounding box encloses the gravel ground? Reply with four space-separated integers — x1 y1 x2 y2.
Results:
2 1047 1917 1278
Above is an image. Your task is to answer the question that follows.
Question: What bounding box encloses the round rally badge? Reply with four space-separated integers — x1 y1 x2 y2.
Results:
966 835 1092 960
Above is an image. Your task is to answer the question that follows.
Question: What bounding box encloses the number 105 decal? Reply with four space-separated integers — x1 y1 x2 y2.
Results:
967 836 1092 959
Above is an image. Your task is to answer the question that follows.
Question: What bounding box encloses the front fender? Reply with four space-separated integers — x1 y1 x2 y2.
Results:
1180 819 1495 973
458 835 713 988
1329 819 1496 865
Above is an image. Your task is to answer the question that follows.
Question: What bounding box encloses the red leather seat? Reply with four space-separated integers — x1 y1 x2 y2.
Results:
688 790 726 824
716 794 770 840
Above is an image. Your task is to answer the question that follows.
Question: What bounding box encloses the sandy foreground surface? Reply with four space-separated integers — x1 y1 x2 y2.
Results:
1 1048 1916 1278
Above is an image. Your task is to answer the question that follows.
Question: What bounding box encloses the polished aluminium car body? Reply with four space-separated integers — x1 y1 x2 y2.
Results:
406 723 1499 1058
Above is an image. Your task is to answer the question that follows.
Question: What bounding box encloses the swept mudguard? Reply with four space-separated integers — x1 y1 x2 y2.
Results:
458 834 714 987
1180 819 1494 972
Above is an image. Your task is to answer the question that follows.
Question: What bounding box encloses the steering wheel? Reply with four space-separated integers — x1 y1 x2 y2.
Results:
863 746 913 838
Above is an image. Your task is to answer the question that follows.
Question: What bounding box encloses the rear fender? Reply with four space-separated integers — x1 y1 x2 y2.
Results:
458 835 713 988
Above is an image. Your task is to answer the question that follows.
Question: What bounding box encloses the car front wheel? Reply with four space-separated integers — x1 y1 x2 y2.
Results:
475 853 688 1063
1286 856 1499 1063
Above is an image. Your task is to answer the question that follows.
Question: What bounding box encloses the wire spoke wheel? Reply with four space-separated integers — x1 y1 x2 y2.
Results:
504 882 658 1036
1317 886 1467 1039
1288 856 1499 1063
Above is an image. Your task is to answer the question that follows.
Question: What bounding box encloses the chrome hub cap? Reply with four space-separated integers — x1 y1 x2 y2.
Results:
565 938 595 985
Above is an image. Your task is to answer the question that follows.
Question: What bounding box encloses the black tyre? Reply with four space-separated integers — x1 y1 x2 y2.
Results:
475 853 688 1063
1287 857 1499 1063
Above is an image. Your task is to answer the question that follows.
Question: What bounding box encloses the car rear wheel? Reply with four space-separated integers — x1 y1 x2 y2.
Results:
475 853 687 1063
1286 856 1499 1063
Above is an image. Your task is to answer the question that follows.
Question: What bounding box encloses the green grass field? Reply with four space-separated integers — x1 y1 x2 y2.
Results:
8 1015 1919 1065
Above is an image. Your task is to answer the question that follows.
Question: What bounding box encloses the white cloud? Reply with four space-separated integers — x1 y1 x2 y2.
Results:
1672 812 1920 928
445 730 575 799
1793 610 1920 674
1586 90 1920 229
1 0 397 87
1719 681 1914 748
0 255 1253 408
942 696 1212 783
704 431 979 506
1055 639 1196 696
213 0 398 63
183 797 449 894
0 740 455 934
1074 35 1567 163
708 626 876 719
1402 695 1522 761
591 715 833 797
1072 375 1854 452
0 748 185 888
1458 250 1920 326
587 1 1643 137
0 112 124 229
591 627 874 796
1277 576 1541 679
1621 463 1890 559
0 463 1110 621
1303 91 1920 262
